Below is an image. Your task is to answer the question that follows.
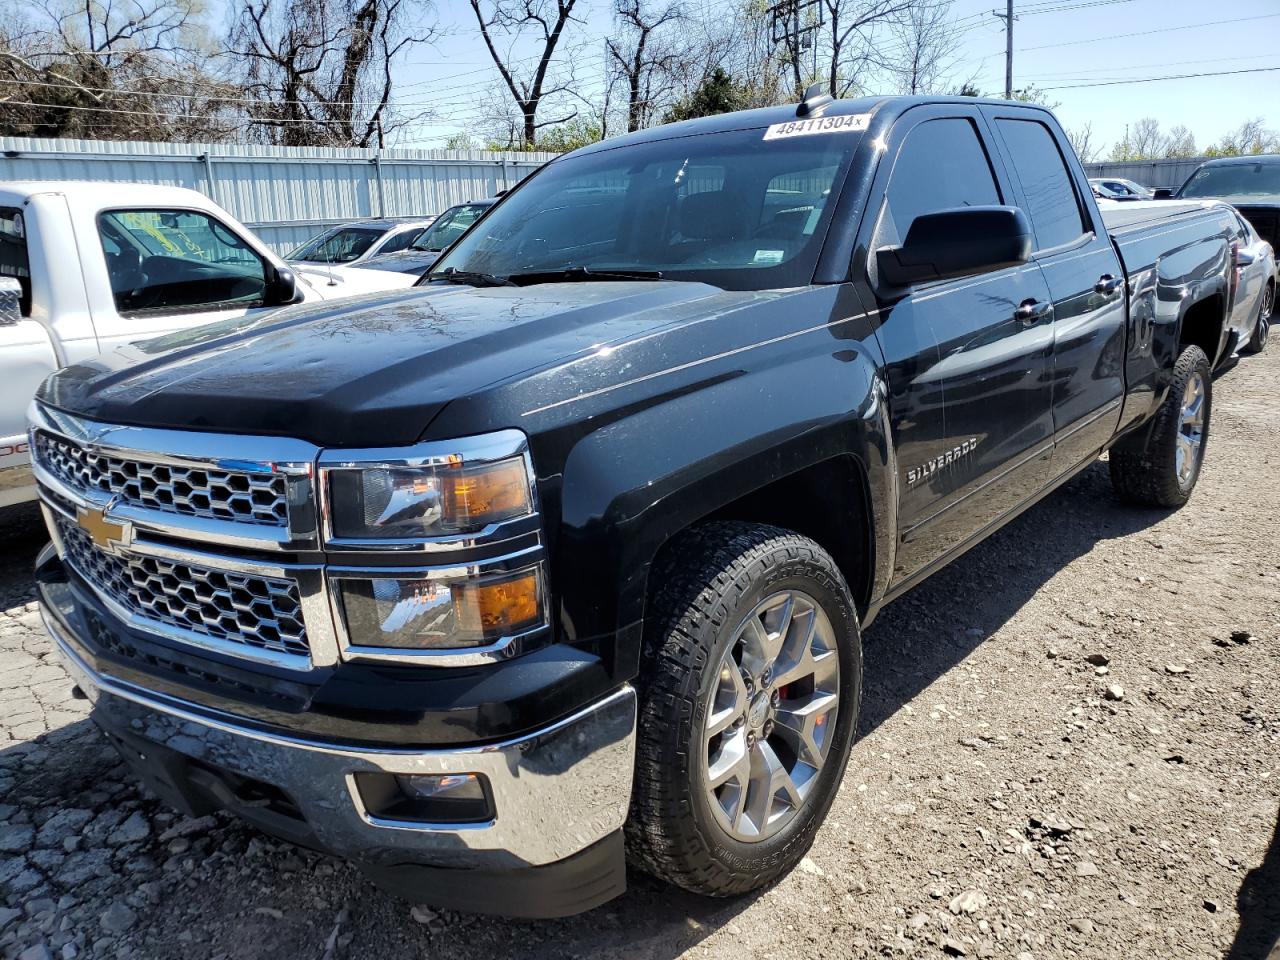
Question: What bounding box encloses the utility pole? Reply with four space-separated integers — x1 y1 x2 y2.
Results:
992 0 1015 99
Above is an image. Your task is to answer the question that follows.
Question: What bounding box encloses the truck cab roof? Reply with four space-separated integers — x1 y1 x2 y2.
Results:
0 181 221 208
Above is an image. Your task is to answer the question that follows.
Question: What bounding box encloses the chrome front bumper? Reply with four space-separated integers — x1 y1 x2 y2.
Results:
45 608 636 871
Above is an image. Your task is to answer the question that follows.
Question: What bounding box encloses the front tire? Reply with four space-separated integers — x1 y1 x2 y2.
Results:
1109 344 1211 507
626 522 862 897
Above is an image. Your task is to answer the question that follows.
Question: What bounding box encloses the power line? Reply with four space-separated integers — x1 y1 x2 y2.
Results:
1038 65 1280 91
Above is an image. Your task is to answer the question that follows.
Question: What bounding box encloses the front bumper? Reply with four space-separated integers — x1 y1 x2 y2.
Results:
44 607 636 917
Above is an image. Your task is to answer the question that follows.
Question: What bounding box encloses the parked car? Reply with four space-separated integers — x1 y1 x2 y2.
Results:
0 181 415 510
1170 155 1280 258
1089 177 1152 201
286 217 436 266
29 93 1239 919
357 198 497 276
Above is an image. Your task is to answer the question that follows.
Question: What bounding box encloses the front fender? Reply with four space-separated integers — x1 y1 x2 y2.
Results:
550 344 895 681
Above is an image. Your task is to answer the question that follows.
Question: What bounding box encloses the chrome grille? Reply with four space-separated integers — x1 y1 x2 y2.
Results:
35 432 289 528
56 517 309 659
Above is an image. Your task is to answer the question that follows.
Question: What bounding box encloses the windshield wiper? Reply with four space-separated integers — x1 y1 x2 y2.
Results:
424 267 516 288
507 266 666 284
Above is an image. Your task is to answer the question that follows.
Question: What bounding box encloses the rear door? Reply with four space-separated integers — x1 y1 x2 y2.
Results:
866 105 1056 584
987 109 1126 473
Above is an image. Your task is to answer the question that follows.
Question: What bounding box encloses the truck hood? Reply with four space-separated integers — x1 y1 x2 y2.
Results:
38 281 739 446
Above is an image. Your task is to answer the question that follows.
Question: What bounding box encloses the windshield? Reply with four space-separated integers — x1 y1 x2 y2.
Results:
430 126 861 290
410 204 489 252
1179 162 1280 199
288 226 384 263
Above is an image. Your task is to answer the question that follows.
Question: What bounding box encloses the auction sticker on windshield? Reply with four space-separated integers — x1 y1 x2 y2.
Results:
763 114 870 140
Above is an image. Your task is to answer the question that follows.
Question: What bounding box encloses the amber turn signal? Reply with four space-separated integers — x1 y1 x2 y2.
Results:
451 569 542 639
440 457 532 530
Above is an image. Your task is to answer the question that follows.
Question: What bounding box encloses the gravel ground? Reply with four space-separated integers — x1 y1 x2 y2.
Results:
1 349 1278 960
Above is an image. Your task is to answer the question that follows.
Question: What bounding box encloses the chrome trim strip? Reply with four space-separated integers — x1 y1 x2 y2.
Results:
29 402 321 551
326 546 552 667
42 495 336 669
47 610 635 866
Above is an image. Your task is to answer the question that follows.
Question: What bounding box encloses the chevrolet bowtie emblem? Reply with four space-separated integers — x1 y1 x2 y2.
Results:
75 504 131 554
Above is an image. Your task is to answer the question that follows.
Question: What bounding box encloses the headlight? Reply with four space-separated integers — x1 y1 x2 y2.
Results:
334 565 545 651
321 431 535 544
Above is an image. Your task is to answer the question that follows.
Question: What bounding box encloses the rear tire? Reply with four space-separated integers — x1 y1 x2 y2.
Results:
626 522 862 897
1244 283 1272 355
1108 344 1211 508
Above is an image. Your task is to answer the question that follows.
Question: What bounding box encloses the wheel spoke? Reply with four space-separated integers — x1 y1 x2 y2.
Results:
743 741 801 837
1182 392 1203 426
774 691 839 768
708 728 752 790
706 665 750 738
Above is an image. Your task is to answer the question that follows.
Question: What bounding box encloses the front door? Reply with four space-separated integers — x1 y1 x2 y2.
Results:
86 207 278 351
867 109 1056 585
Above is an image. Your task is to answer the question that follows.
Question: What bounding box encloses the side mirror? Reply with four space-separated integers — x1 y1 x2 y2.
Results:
1237 250 1256 267
266 265 298 305
0 276 22 325
876 206 1033 288
1153 188 1175 200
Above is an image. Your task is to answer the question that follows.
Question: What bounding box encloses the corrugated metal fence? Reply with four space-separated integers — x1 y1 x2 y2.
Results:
0 137 559 253
1084 157 1209 191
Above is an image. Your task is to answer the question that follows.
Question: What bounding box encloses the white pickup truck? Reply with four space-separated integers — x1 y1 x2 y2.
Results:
0 181 416 508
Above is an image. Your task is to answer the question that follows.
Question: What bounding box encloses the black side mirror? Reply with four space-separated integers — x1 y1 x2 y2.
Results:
1153 188 1174 200
266 265 298 305
876 206 1033 288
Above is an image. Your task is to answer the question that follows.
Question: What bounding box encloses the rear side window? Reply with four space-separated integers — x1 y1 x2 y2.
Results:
377 228 418 255
885 118 1001 241
996 118 1088 250
0 207 31 316
98 209 267 316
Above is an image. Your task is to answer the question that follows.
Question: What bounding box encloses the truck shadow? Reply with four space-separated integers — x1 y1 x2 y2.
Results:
858 458 1166 739
1225 807 1280 960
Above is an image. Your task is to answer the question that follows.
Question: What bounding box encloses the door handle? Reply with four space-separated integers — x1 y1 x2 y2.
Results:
1015 299 1052 326
1094 274 1123 296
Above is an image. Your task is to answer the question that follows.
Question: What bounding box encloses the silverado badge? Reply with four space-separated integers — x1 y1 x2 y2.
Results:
906 437 981 488
76 503 132 555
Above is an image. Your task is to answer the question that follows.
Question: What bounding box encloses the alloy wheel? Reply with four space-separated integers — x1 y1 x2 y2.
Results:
1176 371 1206 487
701 590 840 842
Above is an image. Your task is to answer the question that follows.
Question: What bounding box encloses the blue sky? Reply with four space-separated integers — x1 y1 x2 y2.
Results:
393 0 1280 155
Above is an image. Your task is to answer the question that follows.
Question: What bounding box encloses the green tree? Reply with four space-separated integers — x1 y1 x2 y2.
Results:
662 67 742 123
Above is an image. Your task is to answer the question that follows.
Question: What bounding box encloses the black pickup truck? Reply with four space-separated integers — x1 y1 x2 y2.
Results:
30 93 1241 918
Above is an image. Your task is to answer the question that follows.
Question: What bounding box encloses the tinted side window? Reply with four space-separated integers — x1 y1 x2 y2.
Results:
996 118 1087 250
885 118 1001 241
0 207 30 315
98 210 267 315
377 228 418 255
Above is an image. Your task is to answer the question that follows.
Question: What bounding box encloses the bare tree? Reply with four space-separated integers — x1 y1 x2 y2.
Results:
1066 122 1097 164
1163 124 1196 158
886 0 960 95
228 0 436 147
469 0 582 148
1208 117 1278 157
606 0 684 132
819 0 914 98
0 0 235 140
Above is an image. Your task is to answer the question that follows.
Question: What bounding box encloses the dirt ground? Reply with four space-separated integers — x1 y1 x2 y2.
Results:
1 348 1277 960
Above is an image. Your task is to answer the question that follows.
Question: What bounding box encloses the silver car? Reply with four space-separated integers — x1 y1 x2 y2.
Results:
1227 207 1275 356
286 217 436 267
